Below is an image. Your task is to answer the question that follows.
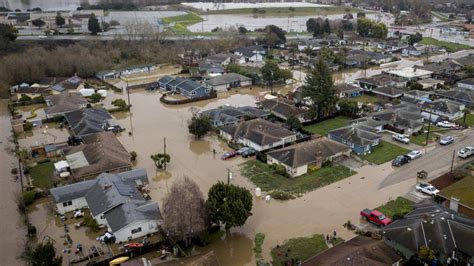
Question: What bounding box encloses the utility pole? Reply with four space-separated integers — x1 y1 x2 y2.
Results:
424 107 432 153
227 168 232 184
163 137 167 170
450 149 455 174
126 79 131 108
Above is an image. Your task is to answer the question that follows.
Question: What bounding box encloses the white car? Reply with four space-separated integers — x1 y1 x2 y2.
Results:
440 136 454 145
73 209 84 218
406 150 422 160
416 183 439 196
436 121 457 128
458 146 474 158
392 134 410 144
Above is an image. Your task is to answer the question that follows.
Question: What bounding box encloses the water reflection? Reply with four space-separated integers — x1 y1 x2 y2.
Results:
189 139 211 156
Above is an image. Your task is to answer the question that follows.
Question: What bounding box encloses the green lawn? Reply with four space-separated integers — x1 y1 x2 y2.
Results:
163 12 203 33
420 37 473 53
456 113 474 127
271 234 328 265
375 197 414 219
352 94 381 104
204 6 359 16
303 116 351 136
240 160 355 196
360 140 410 165
29 162 55 189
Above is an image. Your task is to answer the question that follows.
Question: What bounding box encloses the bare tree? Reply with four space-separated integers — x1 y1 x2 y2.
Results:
162 176 208 246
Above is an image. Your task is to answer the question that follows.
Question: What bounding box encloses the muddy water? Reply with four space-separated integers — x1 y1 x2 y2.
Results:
103 86 417 265
0 100 26 265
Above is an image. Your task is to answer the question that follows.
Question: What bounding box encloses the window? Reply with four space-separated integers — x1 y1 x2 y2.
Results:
131 227 142 234
62 201 72 207
190 91 196 96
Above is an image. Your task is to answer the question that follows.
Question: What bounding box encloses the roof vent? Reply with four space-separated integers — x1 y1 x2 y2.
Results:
103 184 112 191
407 227 412 231
443 234 447 240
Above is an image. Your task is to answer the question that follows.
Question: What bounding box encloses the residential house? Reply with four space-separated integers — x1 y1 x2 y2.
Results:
457 78 474 91
201 53 236 66
266 137 350 177
50 169 162 243
345 53 368 68
200 106 269 127
404 90 431 101
175 79 211 99
164 77 187 92
418 78 445 89
204 73 252 92
386 67 433 81
371 86 404 100
44 92 88 118
233 45 266 63
64 108 114 137
415 60 463 80
438 176 474 219
436 88 474 108
328 124 381 155
62 132 132 179
422 99 465 121
402 45 423 57
335 83 362 98
383 201 474 263
219 119 297 152
157 75 176 90
383 40 409 53
370 104 423 135
197 62 225 77
259 98 310 123
10 84 50 100
96 64 157 80
51 75 84 94
367 51 393 65
302 236 402 266
356 73 409 90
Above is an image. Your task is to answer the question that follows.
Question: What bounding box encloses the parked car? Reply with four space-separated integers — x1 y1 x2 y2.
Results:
360 209 391 226
241 147 256 158
221 150 238 160
406 150 422 160
436 121 457 128
392 133 410 144
415 183 439 196
392 155 410 167
458 146 474 158
440 136 454 145
73 209 84 218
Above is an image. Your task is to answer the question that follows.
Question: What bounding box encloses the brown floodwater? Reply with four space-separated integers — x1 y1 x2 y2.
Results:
0 100 27 265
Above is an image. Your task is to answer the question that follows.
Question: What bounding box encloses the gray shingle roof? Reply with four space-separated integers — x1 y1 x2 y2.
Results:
204 73 251 86
105 201 161 232
50 180 96 203
267 137 350 168
200 106 269 126
429 99 463 114
44 92 88 115
64 108 112 136
329 125 380 147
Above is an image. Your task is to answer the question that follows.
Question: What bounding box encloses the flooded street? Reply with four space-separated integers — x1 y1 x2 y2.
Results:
102 85 414 264
0 100 26 265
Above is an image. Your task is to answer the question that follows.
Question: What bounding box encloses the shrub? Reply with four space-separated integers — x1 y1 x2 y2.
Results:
23 191 36 206
130 151 137 161
23 121 33 131
88 93 102 103
83 213 99 231
28 223 37 237
269 190 295 200
19 94 32 102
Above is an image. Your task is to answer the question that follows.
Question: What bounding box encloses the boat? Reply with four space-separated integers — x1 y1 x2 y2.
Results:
109 256 129 265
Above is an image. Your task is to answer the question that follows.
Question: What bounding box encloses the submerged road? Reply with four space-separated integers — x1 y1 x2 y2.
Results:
380 128 474 188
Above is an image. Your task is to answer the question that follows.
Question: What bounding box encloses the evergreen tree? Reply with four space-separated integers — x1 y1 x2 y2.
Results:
323 18 331 34
88 14 101 35
55 13 65 27
302 58 338 119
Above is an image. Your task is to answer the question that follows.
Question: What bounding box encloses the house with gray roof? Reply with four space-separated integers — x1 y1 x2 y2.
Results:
233 45 266 63
422 99 465 121
50 169 162 243
220 118 297 151
44 92 88 118
370 104 424 135
335 83 362 98
436 88 474 108
383 201 474 263
51 75 84 94
259 98 311 123
371 86 404 100
176 79 212 99
328 124 381 155
64 108 113 137
204 73 252 92
200 106 269 127
457 78 474 91
267 137 350 177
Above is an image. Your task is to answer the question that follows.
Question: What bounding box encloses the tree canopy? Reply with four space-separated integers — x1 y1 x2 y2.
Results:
88 14 101 35
55 13 65 27
302 58 338 119
207 182 253 229
261 60 292 94
356 18 388 39
407 32 423 45
32 19 45 28
150 153 170 169
262 25 286 46
163 177 208 245
28 241 62 266
0 23 18 50
188 116 212 139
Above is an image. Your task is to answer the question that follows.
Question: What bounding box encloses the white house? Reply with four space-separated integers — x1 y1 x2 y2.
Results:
50 169 162 243
204 73 252 92
423 99 465 121
457 78 474 91
233 45 266 63
219 119 297 151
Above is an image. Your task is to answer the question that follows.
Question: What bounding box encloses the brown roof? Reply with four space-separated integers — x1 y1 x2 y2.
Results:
14 86 49 94
64 132 131 178
267 137 350 168
302 236 402 266
336 83 362 94
220 118 296 147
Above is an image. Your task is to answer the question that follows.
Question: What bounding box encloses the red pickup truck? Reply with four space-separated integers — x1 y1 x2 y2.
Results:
360 209 392 226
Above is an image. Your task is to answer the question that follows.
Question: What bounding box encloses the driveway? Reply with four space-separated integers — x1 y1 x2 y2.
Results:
380 128 474 188
381 132 423 151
